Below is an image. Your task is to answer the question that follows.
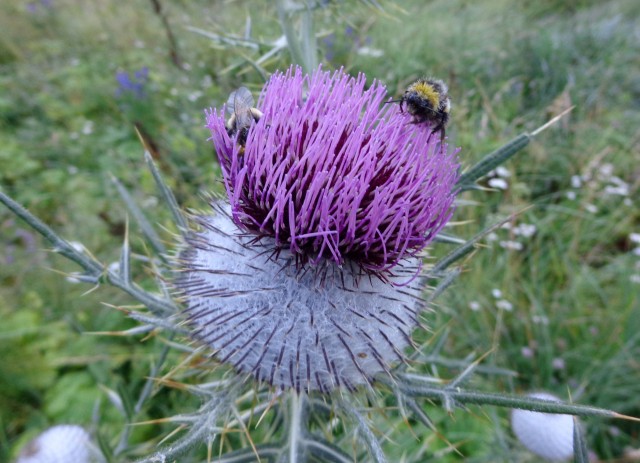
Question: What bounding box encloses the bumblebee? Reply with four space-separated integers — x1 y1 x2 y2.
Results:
226 86 264 148
397 78 451 140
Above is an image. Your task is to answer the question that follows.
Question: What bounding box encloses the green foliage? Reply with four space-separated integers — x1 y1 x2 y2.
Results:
0 0 638 461
0 308 58 415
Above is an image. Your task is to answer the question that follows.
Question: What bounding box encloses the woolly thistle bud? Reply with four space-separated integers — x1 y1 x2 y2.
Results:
16 425 102 463
510 392 575 462
176 66 460 392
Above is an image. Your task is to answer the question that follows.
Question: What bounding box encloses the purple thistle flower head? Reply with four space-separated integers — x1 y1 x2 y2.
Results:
177 66 460 393
206 66 459 278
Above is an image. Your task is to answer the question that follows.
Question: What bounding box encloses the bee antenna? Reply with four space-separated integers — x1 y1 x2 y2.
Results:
385 99 402 105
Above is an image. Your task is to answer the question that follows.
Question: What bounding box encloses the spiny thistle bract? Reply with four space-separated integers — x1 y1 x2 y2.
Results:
175 66 460 392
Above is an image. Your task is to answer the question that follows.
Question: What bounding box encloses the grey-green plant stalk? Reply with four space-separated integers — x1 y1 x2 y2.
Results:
275 0 318 73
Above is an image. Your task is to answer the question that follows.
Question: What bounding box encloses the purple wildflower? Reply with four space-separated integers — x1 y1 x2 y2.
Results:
321 33 336 63
176 66 460 393
134 66 149 81
206 66 458 277
26 0 53 14
115 68 148 99
2 219 38 265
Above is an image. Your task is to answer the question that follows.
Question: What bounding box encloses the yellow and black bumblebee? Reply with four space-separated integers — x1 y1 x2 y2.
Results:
396 78 451 140
226 86 264 149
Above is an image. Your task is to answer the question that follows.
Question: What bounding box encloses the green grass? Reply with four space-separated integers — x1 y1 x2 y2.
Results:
1 0 639 461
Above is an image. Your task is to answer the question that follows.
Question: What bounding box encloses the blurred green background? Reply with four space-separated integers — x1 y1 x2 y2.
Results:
1 0 639 461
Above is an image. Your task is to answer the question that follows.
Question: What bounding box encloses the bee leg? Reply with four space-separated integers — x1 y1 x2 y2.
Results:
429 122 444 141
425 130 436 145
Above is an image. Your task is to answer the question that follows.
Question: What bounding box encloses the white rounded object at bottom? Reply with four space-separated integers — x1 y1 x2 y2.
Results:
510 392 574 462
17 425 99 463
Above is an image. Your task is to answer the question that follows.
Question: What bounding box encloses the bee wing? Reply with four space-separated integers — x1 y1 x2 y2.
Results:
226 86 255 115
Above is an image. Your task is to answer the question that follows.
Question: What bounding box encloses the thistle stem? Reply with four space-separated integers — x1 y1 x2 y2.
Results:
0 190 102 275
0 189 176 316
286 391 307 463
384 377 623 419
275 0 317 73
114 334 175 456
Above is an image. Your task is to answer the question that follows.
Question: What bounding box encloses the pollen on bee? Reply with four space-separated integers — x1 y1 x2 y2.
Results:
409 81 440 108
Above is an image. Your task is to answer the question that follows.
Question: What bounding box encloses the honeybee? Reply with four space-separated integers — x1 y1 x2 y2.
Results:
396 78 451 140
225 86 264 148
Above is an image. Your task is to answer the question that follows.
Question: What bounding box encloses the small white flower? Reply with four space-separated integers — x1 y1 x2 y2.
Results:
65 273 82 284
629 233 640 244
609 176 628 187
491 288 502 298
499 240 524 251
511 392 574 462
68 241 86 253
82 120 94 135
496 299 513 311
488 178 509 190
584 203 598 214
532 315 550 325
570 175 582 189
188 91 203 102
141 196 158 208
201 74 213 89
469 301 481 311
495 166 512 178
565 191 576 200
630 274 640 284
514 223 537 238
597 163 614 180
486 232 498 242
356 46 384 57
604 185 629 196
107 261 120 275
521 346 534 358
552 357 566 370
